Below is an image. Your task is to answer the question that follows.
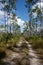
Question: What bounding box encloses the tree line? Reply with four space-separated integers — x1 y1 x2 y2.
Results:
0 0 43 36
0 0 21 35
23 0 43 36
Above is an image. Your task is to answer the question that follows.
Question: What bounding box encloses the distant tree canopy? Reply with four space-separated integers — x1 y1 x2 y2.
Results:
1 0 16 13
0 0 19 34
25 0 43 36
25 0 38 13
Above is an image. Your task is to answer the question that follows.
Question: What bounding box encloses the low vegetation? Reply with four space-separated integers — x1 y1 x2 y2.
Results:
25 36 43 49
25 36 43 59
0 33 21 60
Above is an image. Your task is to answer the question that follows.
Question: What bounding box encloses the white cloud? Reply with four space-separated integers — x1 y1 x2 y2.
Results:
0 3 4 10
16 16 25 32
0 11 4 23
0 11 4 15
6 16 25 32
32 12 37 18
33 2 43 9
16 17 24 27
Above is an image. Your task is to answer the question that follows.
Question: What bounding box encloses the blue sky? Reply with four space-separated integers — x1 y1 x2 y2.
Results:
15 0 29 21
15 0 43 21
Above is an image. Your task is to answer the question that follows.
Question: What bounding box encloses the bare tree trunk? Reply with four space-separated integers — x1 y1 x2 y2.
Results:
4 11 6 32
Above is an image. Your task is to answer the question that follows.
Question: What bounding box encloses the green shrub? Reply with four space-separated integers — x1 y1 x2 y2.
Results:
32 38 43 49
25 36 43 49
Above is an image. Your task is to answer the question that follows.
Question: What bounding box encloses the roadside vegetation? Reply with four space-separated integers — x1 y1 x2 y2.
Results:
24 35 43 59
0 32 21 59
25 36 43 49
